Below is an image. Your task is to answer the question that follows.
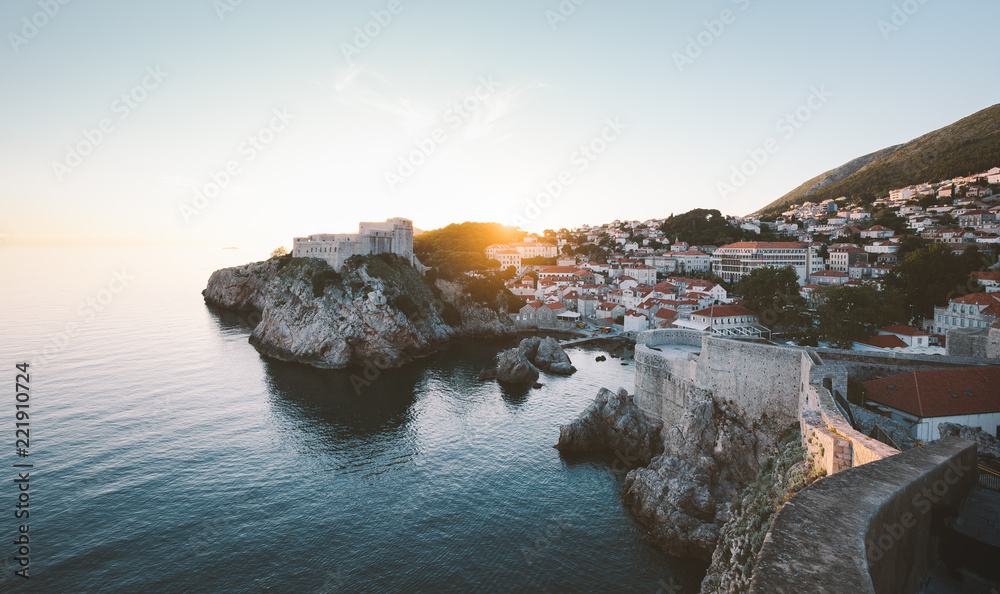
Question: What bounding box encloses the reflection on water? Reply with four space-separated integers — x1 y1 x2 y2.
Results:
0 247 702 592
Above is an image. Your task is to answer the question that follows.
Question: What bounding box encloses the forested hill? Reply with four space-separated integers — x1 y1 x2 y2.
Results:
757 103 1000 215
413 222 524 277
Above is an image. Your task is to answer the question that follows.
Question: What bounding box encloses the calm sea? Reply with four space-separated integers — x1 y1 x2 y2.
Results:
0 247 701 592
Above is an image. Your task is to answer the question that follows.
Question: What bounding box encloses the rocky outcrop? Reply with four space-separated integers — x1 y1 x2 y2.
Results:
939 423 1000 460
202 257 284 311
203 255 515 369
496 349 540 385
622 395 767 561
555 388 663 467
490 336 576 384
535 337 576 375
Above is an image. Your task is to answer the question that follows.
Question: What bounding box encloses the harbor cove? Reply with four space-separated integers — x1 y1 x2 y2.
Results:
0 247 701 592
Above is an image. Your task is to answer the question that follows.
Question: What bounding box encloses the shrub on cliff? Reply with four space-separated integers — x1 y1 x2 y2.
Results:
700 425 822 593
311 270 342 298
441 303 462 327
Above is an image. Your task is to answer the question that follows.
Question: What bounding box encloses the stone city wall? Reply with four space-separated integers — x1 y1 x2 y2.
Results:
750 438 977 594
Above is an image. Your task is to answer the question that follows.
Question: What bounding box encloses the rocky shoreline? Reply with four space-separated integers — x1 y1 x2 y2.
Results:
555 386 816 592
203 254 515 370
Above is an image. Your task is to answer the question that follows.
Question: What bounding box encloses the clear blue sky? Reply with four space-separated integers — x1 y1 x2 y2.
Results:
2 0 998 249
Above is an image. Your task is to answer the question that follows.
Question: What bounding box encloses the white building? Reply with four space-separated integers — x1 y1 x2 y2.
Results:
486 240 558 261
493 249 522 269
864 368 1000 442
711 241 820 284
671 250 712 273
828 245 868 273
876 325 930 348
860 225 895 239
292 217 415 272
925 292 1000 335
673 305 769 338
624 310 650 333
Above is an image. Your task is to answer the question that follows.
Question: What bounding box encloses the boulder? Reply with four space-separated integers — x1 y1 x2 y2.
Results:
495 348 540 385
555 388 663 467
518 336 542 361
534 337 576 375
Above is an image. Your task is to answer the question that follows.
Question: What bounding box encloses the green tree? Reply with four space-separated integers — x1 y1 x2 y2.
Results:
882 243 984 321
734 266 806 333
270 246 288 258
815 284 902 348
413 222 524 278
896 236 927 259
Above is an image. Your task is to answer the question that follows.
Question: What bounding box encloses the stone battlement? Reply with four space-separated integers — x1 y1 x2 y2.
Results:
291 217 414 272
634 329 989 592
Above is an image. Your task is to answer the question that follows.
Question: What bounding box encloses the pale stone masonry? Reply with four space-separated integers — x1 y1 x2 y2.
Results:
292 217 415 272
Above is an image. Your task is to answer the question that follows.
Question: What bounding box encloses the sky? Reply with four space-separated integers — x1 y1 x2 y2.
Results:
1 0 999 250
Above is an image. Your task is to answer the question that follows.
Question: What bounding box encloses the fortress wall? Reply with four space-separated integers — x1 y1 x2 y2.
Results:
633 345 708 429
693 337 803 434
635 328 707 348
809 347 995 382
989 325 1000 358
946 328 989 358
634 330 900 476
750 438 977 594
801 408 852 476
814 383 899 470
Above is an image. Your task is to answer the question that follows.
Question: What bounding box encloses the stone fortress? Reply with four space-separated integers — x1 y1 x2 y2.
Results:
291 217 415 272
631 329 994 592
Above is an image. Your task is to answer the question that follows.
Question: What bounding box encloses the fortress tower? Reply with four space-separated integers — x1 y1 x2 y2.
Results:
291 217 414 272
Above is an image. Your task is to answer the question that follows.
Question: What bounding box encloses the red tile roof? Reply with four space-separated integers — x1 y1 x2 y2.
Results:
865 335 908 349
864 367 1000 418
718 242 806 250
971 271 1000 282
691 305 758 318
812 270 848 277
654 308 678 320
950 292 1000 316
879 325 928 337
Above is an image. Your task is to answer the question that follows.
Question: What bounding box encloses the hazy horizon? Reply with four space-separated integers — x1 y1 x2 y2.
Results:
3 0 999 249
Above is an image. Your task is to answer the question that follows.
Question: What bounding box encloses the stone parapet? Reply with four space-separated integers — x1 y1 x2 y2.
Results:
750 438 977 594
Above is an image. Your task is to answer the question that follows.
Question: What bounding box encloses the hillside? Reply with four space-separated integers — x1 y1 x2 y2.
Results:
758 103 1000 215
413 222 524 277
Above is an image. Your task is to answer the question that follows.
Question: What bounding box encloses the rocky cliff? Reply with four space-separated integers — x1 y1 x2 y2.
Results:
699 427 819 593
555 388 662 467
622 394 769 562
203 254 515 369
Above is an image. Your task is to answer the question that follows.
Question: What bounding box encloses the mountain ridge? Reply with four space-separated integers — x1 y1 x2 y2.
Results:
756 103 1000 215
